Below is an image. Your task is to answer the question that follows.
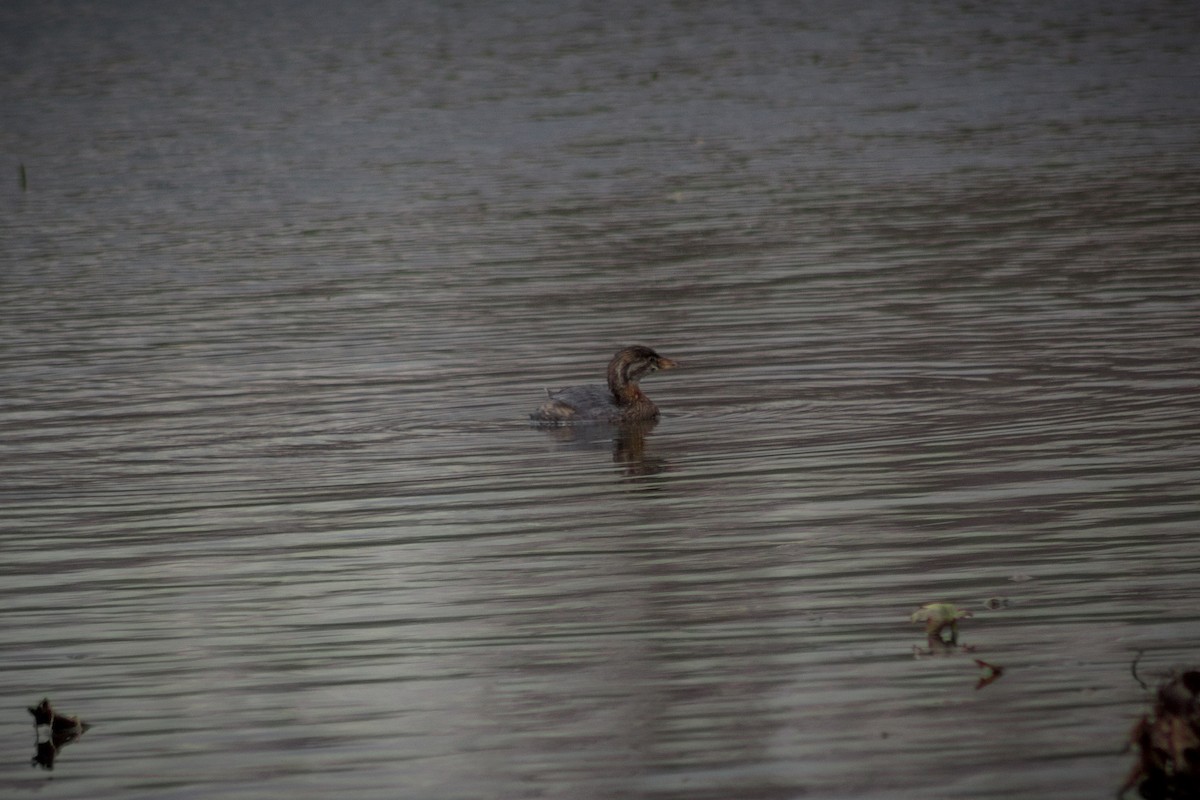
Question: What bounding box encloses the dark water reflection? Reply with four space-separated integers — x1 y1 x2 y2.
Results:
3 1 1200 798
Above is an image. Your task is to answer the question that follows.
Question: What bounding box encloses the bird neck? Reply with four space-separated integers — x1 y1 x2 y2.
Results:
607 358 645 406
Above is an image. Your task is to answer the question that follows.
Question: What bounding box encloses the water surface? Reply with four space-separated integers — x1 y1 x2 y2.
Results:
2 1 1199 798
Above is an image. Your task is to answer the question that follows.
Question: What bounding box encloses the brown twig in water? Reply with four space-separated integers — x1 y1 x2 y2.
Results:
1130 649 1148 691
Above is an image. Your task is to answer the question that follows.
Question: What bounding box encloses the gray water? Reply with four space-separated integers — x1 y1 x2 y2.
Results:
2 1 1199 798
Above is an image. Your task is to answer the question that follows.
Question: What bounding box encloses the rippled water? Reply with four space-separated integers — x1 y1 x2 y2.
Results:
3 1 1199 798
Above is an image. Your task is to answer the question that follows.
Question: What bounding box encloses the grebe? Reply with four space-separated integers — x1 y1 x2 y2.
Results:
530 345 679 423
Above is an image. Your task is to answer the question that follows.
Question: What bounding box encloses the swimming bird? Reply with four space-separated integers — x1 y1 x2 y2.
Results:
530 345 679 424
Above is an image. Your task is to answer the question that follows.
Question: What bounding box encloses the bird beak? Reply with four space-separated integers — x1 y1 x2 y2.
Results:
657 357 679 371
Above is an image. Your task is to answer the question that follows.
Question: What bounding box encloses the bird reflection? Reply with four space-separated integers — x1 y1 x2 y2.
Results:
611 421 668 477
537 419 668 478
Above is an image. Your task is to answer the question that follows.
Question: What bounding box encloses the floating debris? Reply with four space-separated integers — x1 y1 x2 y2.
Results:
28 699 90 770
911 603 973 645
1120 670 1200 799
974 659 1005 690
28 698 89 734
